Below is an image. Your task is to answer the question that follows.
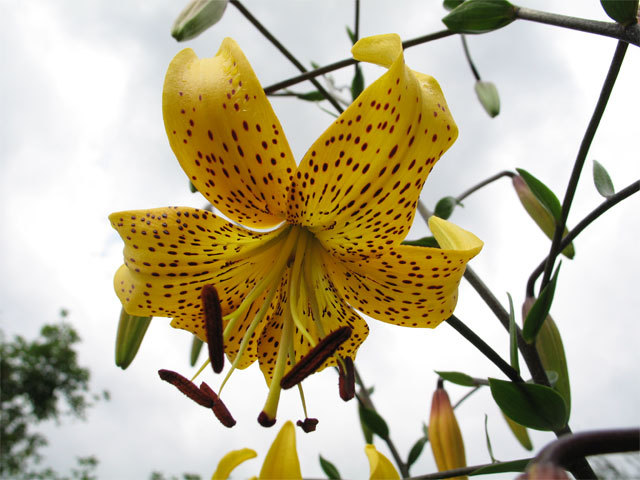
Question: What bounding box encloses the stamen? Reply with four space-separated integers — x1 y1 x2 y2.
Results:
296 418 319 433
158 369 212 408
202 284 224 374
189 358 210 382
280 326 352 389
288 230 316 346
258 411 277 427
338 356 356 401
199 382 236 428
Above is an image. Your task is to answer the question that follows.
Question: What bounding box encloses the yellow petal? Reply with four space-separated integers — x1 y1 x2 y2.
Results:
364 444 400 480
428 216 483 255
109 207 287 340
288 33 458 259
211 448 257 480
163 38 297 228
259 421 302 480
323 238 481 328
351 33 403 68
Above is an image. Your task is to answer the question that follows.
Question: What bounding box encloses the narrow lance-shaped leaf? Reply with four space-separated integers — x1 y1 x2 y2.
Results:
523 263 561 343
360 406 390 439
435 370 476 387
501 411 533 451
600 0 640 24
470 458 532 476
189 335 203 367
507 293 519 374
484 414 497 463
592 160 615 198
434 196 461 220
358 402 374 444
515 168 562 221
351 64 365 101
407 435 429 469
489 378 568 431
402 236 440 248
443 0 516 34
319 454 341 480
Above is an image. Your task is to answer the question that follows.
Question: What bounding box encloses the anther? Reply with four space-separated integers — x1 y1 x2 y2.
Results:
281 326 352 389
202 284 224 373
199 382 236 428
338 356 355 401
158 369 212 408
296 418 319 433
258 410 277 427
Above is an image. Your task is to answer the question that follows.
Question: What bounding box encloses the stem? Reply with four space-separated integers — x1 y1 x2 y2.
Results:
407 458 533 480
452 386 481 410
229 0 343 113
354 366 409 477
263 30 456 94
354 0 360 42
527 179 640 297
460 35 481 81
515 7 640 46
456 170 515 203
540 41 629 292
446 315 523 383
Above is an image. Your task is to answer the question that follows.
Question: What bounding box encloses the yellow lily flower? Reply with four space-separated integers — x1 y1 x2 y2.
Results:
211 421 302 480
110 33 483 425
365 444 400 479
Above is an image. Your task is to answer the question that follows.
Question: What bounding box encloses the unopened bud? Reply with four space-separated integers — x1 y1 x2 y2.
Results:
512 175 575 259
428 383 467 477
474 81 500 117
171 0 229 42
115 308 151 369
516 462 570 480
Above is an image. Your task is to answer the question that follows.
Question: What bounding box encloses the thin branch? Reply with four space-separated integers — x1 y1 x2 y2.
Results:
540 41 629 291
453 385 482 410
407 458 533 480
455 170 515 203
460 35 481 81
263 30 456 94
515 7 640 46
229 0 343 113
527 179 640 297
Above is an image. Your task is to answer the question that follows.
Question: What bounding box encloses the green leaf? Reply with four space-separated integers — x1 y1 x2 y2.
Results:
402 236 440 248
351 64 365 101
435 370 476 387
444 0 465 11
489 378 568 431
507 293 519 374
188 180 197 193
422 422 429 438
407 436 429 469
470 458 532 475
484 414 497 463
442 0 516 33
434 196 461 220
319 454 341 480
600 0 639 24
359 407 389 439
346 26 356 44
501 411 534 451
523 264 561 343
593 160 615 198
358 403 374 444
294 91 325 102
515 168 562 222
189 335 203 367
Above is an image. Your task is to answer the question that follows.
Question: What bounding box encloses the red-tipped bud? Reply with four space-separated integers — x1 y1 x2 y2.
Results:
428 384 467 476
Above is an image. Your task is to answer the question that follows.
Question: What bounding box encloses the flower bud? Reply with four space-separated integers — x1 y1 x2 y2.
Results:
474 81 500 117
516 463 570 480
171 0 229 42
115 308 151 369
512 175 575 259
429 383 467 478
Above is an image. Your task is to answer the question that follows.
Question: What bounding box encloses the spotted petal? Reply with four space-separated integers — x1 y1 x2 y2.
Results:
163 38 297 228
323 217 482 328
110 207 287 340
287 34 458 259
258 421 302 480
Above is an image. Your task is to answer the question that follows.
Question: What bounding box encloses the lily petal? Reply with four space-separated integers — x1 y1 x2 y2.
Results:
163 38 297 228
323 224 482 328
258 421 302 480
211 448 257 480
110 207 287 340
288 33 458 259
365 444 401 480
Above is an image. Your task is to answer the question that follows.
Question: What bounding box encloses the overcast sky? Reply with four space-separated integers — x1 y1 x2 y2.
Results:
1 0 639 478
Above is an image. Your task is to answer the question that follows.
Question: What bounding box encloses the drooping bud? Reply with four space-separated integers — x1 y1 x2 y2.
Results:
115 308 151 369
428 382 467 478
512 175 575 259
474 81 500 117
522 297 571 416
171 0 229 42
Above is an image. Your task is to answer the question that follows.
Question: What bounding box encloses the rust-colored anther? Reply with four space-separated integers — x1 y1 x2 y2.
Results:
338 356 355 401
158 369 213 408
199 382 236 428
202 284 224 374
296 417 319 433
280 326 352 389
258 411 277 427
